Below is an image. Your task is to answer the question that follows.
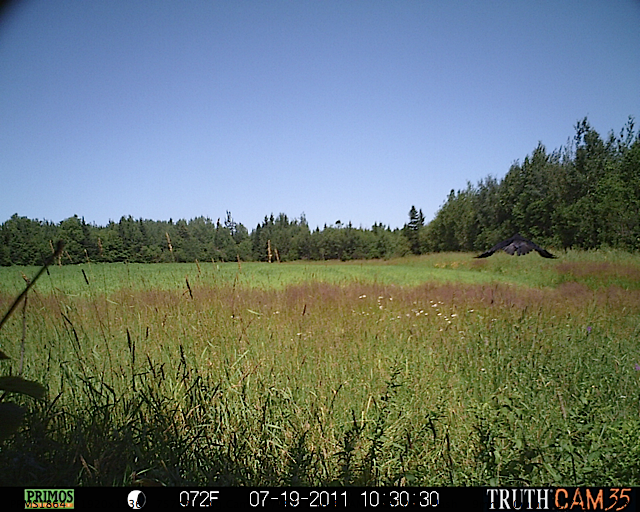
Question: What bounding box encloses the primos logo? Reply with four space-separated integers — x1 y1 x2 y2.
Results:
24 489 74 509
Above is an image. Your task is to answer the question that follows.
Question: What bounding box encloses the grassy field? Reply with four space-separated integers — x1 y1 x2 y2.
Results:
0 251 639 486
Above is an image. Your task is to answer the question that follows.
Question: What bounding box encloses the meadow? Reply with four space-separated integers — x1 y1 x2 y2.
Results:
0 251 639 486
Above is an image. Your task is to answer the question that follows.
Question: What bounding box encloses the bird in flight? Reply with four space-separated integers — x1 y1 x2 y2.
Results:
475 233 557 259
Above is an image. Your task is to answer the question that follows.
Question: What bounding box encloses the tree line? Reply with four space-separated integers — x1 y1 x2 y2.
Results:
415 117 639 253
0 211 409 265
1 117 638 266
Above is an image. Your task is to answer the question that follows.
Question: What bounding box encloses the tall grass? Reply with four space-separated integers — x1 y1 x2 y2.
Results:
0 252 639 486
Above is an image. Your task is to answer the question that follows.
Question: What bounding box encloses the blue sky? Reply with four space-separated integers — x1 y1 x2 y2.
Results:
1 1 639 231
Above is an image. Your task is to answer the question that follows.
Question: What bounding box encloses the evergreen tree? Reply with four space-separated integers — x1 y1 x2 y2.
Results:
403 205 424 254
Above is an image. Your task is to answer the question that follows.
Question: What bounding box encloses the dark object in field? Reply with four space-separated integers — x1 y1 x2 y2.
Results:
475 234 557 259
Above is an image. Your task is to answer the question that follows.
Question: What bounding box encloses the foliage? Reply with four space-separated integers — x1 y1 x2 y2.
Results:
402 206 425 255
0 255 639 486
1 213 407 265
0 243 62 444
422 117 640 253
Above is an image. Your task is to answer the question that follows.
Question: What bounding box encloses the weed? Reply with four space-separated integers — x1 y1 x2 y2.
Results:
0 253 639 485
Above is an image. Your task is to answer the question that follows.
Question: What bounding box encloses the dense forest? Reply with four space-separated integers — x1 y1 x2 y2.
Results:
1 117 638 266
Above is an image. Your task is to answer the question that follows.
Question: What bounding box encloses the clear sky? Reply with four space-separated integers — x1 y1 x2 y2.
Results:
1 1 639 231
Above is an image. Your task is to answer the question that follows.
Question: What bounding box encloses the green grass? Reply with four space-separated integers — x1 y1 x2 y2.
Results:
1 252 639 486
1 249 638 297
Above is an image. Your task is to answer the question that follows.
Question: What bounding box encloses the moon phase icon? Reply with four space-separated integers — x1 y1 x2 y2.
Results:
127 490 146 509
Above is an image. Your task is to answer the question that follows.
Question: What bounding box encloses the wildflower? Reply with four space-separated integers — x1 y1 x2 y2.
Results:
587 326 592 334
635 363 640 371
